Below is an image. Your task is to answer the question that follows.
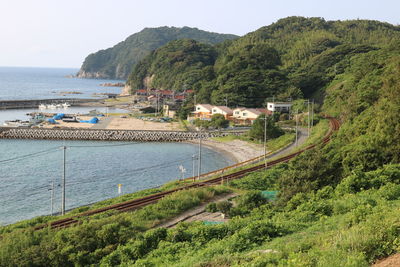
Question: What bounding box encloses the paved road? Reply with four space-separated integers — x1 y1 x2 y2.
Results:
265 127 308 160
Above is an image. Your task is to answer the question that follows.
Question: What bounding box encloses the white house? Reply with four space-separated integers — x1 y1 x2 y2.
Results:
211 106 233 119
193 104 213 119
232 108 270 124
266 102 292 113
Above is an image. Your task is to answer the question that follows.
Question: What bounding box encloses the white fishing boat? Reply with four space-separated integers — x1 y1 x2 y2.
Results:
3 120 31 127
56 104 62 108
62 102 71 108
38 104 46 109
47 104 56 109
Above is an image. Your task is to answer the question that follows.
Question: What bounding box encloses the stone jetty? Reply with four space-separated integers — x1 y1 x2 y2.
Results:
0 127 244 142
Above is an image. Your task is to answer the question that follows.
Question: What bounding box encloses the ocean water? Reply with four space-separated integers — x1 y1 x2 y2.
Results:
0 67 234 225
0 66 123 100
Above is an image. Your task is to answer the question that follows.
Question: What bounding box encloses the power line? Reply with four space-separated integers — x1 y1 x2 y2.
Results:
63 150 221 187
0 147 59 164
68 142 141 148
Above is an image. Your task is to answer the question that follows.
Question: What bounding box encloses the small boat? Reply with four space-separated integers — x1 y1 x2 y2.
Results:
3 120 31 127
56 104 62 108
47 104 56 109
38 104 46 109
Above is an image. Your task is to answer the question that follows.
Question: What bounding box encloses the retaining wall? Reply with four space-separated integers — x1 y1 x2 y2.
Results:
0 128 244 142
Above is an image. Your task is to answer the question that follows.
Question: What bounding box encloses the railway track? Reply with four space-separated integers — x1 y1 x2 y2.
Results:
35 117 340 230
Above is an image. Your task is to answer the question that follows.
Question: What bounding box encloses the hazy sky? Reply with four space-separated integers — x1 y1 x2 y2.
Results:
1 0 399 68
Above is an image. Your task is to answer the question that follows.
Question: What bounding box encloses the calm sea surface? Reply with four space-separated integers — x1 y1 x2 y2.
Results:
0 66 123 100
0 67 233 225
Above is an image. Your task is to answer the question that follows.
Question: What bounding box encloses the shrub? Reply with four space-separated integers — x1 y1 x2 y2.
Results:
205 202 218 213
216 201 233 215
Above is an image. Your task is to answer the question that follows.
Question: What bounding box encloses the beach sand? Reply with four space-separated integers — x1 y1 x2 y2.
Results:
44 116 182 131
187 139 265 163
104 117 181 131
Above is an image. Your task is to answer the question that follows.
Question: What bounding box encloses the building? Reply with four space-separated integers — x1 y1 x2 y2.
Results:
163 104 177 118
232 108 270 124
135 89 148 96
266 102 292 113
193 104 214 119
211 106 233 119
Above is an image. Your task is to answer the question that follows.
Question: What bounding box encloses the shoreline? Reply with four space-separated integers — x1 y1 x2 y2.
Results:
186 138 264 164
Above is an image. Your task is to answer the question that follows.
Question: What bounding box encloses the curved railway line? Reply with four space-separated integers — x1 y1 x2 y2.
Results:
35 116 340 230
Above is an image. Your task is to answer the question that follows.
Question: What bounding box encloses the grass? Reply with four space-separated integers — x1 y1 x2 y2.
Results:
299 118 330 149
0 120 328 234
266 132 295 151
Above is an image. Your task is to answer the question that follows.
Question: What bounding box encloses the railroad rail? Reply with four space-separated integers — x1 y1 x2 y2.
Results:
35 117 340 230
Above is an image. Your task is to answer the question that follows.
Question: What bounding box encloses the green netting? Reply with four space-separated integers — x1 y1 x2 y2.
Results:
261 191 278 201
203 221 224 225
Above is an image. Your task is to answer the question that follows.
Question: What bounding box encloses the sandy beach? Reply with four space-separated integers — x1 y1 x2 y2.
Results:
187 138 265 163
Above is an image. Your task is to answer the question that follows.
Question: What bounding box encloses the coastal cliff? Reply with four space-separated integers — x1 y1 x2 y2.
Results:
77 26 238 80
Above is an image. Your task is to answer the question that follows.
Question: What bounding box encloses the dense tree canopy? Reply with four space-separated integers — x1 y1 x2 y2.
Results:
127 17 400 107
78 26 237 79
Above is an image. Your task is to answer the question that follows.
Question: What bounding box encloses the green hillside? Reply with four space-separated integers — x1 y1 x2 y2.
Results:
1 17 400 266
77 26 238 79
127 17 400 111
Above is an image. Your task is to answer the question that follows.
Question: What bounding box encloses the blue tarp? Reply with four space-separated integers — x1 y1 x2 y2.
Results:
80 117 99 124
53 113 65 120
47 118 57 124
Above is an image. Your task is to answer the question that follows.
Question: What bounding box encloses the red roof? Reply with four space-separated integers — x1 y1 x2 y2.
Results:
136 89 147 94
159 90 174 95
174 95 185 100
185 89 194 94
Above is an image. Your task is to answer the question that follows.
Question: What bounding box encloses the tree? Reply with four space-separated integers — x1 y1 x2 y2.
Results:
249 114 284 141
210 114 229 129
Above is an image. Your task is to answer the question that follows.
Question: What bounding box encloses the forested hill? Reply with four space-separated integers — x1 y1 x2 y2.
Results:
127 17 400 109
77 26 238 79
2 16 400 267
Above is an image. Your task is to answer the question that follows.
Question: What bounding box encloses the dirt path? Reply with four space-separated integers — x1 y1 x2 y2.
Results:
373 254 400 267
156 192 237 228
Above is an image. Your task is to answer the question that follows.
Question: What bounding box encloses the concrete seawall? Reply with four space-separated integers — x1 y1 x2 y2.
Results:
0 127 244 142
0 98 100 110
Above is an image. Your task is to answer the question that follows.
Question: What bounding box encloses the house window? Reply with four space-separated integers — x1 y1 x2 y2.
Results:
269 105 273 108
213 109 217 112
197 107 201 110
235 111 239 114
243 112 247 116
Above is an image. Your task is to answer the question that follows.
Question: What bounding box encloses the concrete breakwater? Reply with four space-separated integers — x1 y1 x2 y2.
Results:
0 98 99 110
0 127 244 142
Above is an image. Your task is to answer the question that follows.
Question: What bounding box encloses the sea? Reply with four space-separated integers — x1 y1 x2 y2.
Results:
0 67 233 225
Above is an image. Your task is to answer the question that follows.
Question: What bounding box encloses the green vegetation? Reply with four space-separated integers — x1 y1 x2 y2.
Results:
266 132 295 151
78 26 237 79
248 114 284 141
193 113 230 129
128 17 400 110
2 17 400 266
0 187 229 266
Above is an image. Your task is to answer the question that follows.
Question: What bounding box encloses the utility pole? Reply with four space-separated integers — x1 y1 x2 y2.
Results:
307 99 310 137
197 130 202 180
50 180 54 216
295 109 299 147
311 99 314 130
192 154 197 181
264 115 267 167
61 146 66 215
